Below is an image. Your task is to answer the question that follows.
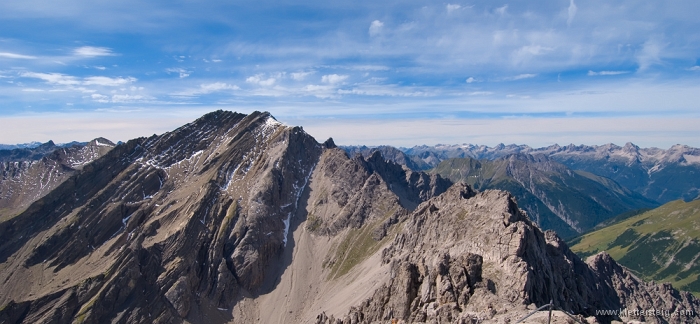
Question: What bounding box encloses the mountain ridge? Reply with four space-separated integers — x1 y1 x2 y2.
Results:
1 111 698 323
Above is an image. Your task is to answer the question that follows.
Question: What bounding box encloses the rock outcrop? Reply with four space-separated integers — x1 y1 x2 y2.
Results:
316 184 699 324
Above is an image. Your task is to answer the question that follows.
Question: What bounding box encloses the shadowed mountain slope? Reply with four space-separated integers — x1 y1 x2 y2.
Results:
431 154 658 238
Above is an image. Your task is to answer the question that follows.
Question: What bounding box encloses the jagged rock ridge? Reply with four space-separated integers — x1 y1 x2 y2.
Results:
317 185 699 323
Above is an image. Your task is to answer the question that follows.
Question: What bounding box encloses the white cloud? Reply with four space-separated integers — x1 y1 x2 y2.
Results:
89 93 155 103
320 65 390 71
567 0 578 26
199 82 239 93
0 52 37 59
336 85 434 97
176 82 240 96
91 93 109 103
94 66 106 70
166 68 191 78
20 72 138 93
504 74 537 81
21 88 44 92
246 74 276 86
291 71 313 81
73 46 116 57
321 74 349 84
495 5 508 16
520 45 552 56
353 65 390 71
637 37 666 71
466 77 476 83
20 72 80 85
111 94 152 103
446 4 461 13
468 91 492 96
587 70 629 76
83 76 137 86
369 20 384 37
688 66 700 71
301 84 337 99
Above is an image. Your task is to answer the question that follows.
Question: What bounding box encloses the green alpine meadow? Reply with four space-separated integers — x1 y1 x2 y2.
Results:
570 199 700 296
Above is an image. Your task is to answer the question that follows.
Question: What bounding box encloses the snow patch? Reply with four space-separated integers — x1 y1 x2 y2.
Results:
683 154 700 165
282 162 316 247
648 164 663 176
95 140 114 147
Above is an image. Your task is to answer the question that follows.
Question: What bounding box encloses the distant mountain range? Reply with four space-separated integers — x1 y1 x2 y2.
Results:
570 199 700 296
430 154 657 238
0 138 115 220
0 142 45 150
344 142 700 237
0 141 87 151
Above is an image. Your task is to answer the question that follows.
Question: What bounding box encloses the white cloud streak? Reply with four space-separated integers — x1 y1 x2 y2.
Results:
446 4 461 13
166 68 191 78
83 76 137 86
20 72 136 87
246 74 276 86
0 52 37 59
503 74 537 81
321 74 348 84
290 71 313 81
637 37 666 71
20 72 80 85
176 82 239 96
495 5 508 16
587 70 629 76
567 0 578 26
73 46 116 57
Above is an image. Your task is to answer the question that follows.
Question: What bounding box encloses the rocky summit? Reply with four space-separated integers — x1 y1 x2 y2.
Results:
0 111 698 324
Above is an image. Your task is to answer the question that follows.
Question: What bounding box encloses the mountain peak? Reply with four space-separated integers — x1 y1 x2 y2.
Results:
322 137 336 149
88 137 115 147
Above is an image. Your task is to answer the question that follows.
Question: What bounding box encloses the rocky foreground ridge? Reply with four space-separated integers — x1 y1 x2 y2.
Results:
0 111 698 324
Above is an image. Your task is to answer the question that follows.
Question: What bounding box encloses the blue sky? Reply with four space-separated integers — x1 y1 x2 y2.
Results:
0 0 699 148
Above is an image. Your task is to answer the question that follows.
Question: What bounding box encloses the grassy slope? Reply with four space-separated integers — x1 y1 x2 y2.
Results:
569 199 700 295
